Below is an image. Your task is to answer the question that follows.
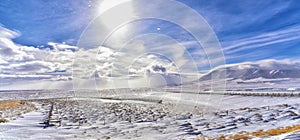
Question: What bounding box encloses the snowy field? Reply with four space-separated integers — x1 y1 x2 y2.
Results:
0 90 299 139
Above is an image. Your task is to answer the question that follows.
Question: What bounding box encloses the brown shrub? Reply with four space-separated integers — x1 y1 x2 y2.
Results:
0 118 8 123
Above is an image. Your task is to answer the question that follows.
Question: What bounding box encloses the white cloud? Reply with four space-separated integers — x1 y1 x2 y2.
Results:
0 38 37 62
0 26 76 90
0 26 19 39
1 61 52 73
48 42 78 51
0 74 53 79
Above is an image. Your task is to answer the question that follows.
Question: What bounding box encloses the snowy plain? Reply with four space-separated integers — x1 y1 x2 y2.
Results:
0 90 299 139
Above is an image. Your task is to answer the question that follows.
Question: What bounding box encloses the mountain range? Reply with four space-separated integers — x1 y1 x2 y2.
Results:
199 59 300 81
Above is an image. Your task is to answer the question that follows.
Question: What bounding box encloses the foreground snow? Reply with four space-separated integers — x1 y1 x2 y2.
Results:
0 103 83 139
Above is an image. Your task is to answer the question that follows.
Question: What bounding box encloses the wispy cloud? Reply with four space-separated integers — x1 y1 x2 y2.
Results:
221 25 300 63
224 26 300 54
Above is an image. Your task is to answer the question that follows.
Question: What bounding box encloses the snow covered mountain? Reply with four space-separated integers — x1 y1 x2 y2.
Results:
199 59 300 81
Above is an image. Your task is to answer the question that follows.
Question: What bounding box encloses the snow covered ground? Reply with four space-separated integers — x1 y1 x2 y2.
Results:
0 91 299 139
0 103 83 139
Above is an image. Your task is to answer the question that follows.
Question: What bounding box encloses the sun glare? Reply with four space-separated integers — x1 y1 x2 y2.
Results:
99 0 132 14
98 0 134 31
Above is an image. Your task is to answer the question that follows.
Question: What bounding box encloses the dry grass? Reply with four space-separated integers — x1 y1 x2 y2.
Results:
0 100 24 110
197 124 300 140
229 133 250 140
0 100 35 123
230 124 300 139
264 125 300 136
251 130 266 137
232 124 300 139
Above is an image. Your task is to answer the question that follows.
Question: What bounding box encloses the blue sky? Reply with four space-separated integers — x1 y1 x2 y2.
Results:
1 0 300 63
0 0 300 89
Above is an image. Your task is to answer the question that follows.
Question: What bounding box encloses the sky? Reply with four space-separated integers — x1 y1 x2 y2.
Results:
0 0 300 90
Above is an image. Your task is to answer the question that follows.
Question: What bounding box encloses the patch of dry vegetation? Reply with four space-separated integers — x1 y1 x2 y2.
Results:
0 118 8 123
0 100 35 123
0 100 24 110
229 133 250 140
231 124 300 139
197 124 300 140
263 125 300 136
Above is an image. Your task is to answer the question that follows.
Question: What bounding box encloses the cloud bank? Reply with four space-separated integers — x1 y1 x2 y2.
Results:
0 26 76 89
0 25 202 90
